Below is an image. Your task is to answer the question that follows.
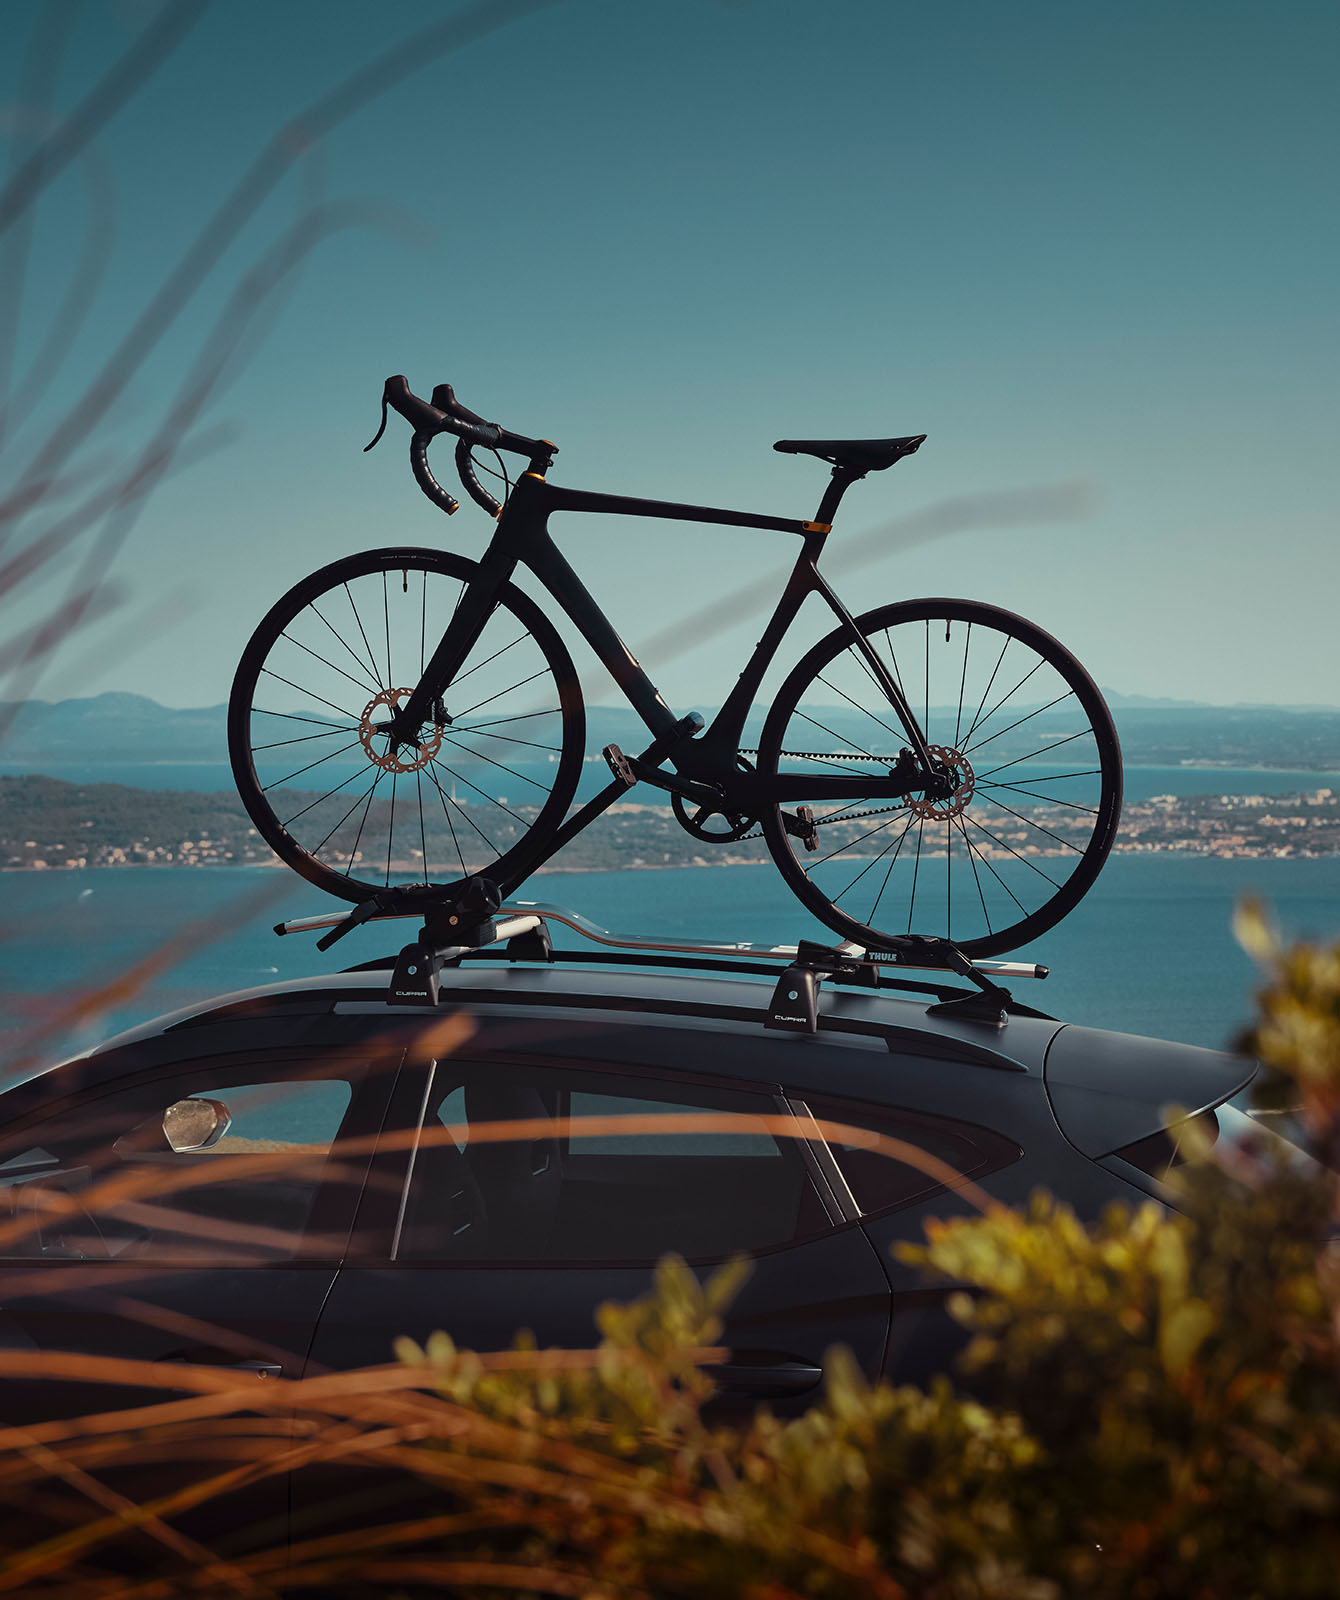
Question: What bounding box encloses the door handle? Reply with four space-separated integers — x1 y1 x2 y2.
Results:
158 1352 284 1380
704 1356 823 1398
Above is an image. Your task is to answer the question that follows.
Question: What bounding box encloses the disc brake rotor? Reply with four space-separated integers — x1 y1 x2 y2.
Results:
358 687 444 775
906 743 976 820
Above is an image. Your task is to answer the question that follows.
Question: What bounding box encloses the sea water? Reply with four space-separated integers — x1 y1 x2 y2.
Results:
3 855 1339 1065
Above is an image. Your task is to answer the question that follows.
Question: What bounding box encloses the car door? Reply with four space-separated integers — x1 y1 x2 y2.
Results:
0 1045 396 1550
296 1036 892 1536
793 1089 1029 1386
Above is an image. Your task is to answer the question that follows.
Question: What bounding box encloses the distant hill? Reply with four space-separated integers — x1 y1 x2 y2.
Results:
3 691 1340 774
0 694 227 764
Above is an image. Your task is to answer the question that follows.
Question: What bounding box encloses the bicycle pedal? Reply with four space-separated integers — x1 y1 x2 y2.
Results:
783 805 819 851
602 744 637 790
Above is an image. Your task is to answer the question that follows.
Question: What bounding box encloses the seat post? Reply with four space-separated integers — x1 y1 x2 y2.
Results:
812 466 864 529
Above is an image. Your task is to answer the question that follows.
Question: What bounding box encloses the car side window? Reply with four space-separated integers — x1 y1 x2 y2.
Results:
395 1063 832 1264
803 1094 1021 1216
0 1060 370 1263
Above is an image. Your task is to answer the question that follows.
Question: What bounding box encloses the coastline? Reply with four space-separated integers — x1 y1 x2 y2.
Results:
5 843 1339 874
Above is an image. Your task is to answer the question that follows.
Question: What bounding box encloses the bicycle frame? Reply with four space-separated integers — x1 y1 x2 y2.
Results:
390 468 937 813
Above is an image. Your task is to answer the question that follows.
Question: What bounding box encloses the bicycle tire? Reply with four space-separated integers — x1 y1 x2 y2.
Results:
757 598 1122 957
228 547 584 903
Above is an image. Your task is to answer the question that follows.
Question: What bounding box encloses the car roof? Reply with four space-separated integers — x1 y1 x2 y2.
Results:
77 957 1062 1074
6 896 1257 1153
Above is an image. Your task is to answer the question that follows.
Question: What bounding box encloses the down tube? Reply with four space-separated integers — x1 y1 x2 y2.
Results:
528 530 682 743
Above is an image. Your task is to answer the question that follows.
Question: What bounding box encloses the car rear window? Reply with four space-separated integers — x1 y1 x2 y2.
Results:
803 1095 1022 1215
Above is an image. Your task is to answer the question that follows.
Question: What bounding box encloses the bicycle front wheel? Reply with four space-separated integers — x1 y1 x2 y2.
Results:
757 598 1121 957
228 547 584 902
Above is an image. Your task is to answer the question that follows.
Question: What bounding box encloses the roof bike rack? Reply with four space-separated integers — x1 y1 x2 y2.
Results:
275 885 1048 1029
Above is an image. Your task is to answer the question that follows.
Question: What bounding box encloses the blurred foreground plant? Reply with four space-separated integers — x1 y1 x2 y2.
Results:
0 901 1338 1598
356 903 1340 1599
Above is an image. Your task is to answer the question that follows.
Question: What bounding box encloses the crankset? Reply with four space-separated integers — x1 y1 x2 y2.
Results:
670 790 760 844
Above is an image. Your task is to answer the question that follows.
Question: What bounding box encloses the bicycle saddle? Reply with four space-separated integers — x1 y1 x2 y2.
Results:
773 435 927 474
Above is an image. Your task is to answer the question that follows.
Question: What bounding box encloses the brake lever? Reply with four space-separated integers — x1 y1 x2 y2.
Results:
363 383 391 452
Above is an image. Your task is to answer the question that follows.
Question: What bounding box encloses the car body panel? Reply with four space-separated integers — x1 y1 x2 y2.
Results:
0 948 1258 1552
1043 1023 1256 1157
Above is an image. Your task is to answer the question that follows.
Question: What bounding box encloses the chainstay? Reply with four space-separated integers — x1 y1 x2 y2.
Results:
704 750 913 842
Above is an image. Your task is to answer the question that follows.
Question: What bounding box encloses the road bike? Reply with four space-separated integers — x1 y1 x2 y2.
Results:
228 375 1122 957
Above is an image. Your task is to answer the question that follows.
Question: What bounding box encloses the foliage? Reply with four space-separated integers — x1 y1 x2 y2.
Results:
0 902 1338 1597
368 899 1340 1599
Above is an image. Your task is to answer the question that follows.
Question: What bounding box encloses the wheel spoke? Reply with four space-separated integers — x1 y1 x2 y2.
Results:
961 658 1046 748
978 793 1085 853
385 771 397 886
793 709 882 763
283 768 377 831
868 814 917 923
455 667 550 721
977 780 1099 814
450 725 562 754
883 627 911 708
906 816 925 932
311 599 382 687
252 726 355 753
424 761 502 853
261 737 363 792
827 815 915 904
416 767 429 883
258 667 356 722
953 814 1023 916
817 670 906 747
344 582 382 691
962 635 1010 746
278 632 380 699
427 755 528 826
382 571 393 689
961 812 1062 888
846 644 911 736
973 728 1092 780
253 708 357 732
980 766 1102 786
961 689 1076 758
440 732 551 793
455 707 562 734
445 632 528 690
807 809 911 870
304 770 383 855
955 814 993 933
422 763 468 875
344 769 384 876
953 622 971 746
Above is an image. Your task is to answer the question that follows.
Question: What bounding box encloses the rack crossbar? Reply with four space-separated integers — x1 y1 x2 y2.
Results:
276 899 1047 982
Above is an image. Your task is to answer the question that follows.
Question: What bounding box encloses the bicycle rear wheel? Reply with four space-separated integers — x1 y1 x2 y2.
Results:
757 598 1121 957
228 547 584 902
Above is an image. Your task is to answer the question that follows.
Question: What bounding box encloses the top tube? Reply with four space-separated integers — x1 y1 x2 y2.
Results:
542 480 814 538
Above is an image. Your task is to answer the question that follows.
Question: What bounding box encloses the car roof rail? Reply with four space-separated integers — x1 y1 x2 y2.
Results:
275 892 1050 1031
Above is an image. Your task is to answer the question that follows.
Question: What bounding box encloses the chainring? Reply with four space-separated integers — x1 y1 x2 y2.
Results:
670 791 760 844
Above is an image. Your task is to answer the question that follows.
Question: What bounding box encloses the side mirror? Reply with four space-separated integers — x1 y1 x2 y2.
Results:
163 1098 232 1153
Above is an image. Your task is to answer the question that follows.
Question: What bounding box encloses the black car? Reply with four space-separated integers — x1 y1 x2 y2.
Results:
0 902 1256 1542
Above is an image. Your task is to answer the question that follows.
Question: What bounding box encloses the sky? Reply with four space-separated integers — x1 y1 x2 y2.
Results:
3 0 1338 712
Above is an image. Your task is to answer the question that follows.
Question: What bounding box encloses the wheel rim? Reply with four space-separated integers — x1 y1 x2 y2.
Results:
230 551 582 901
759 600 1122 957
